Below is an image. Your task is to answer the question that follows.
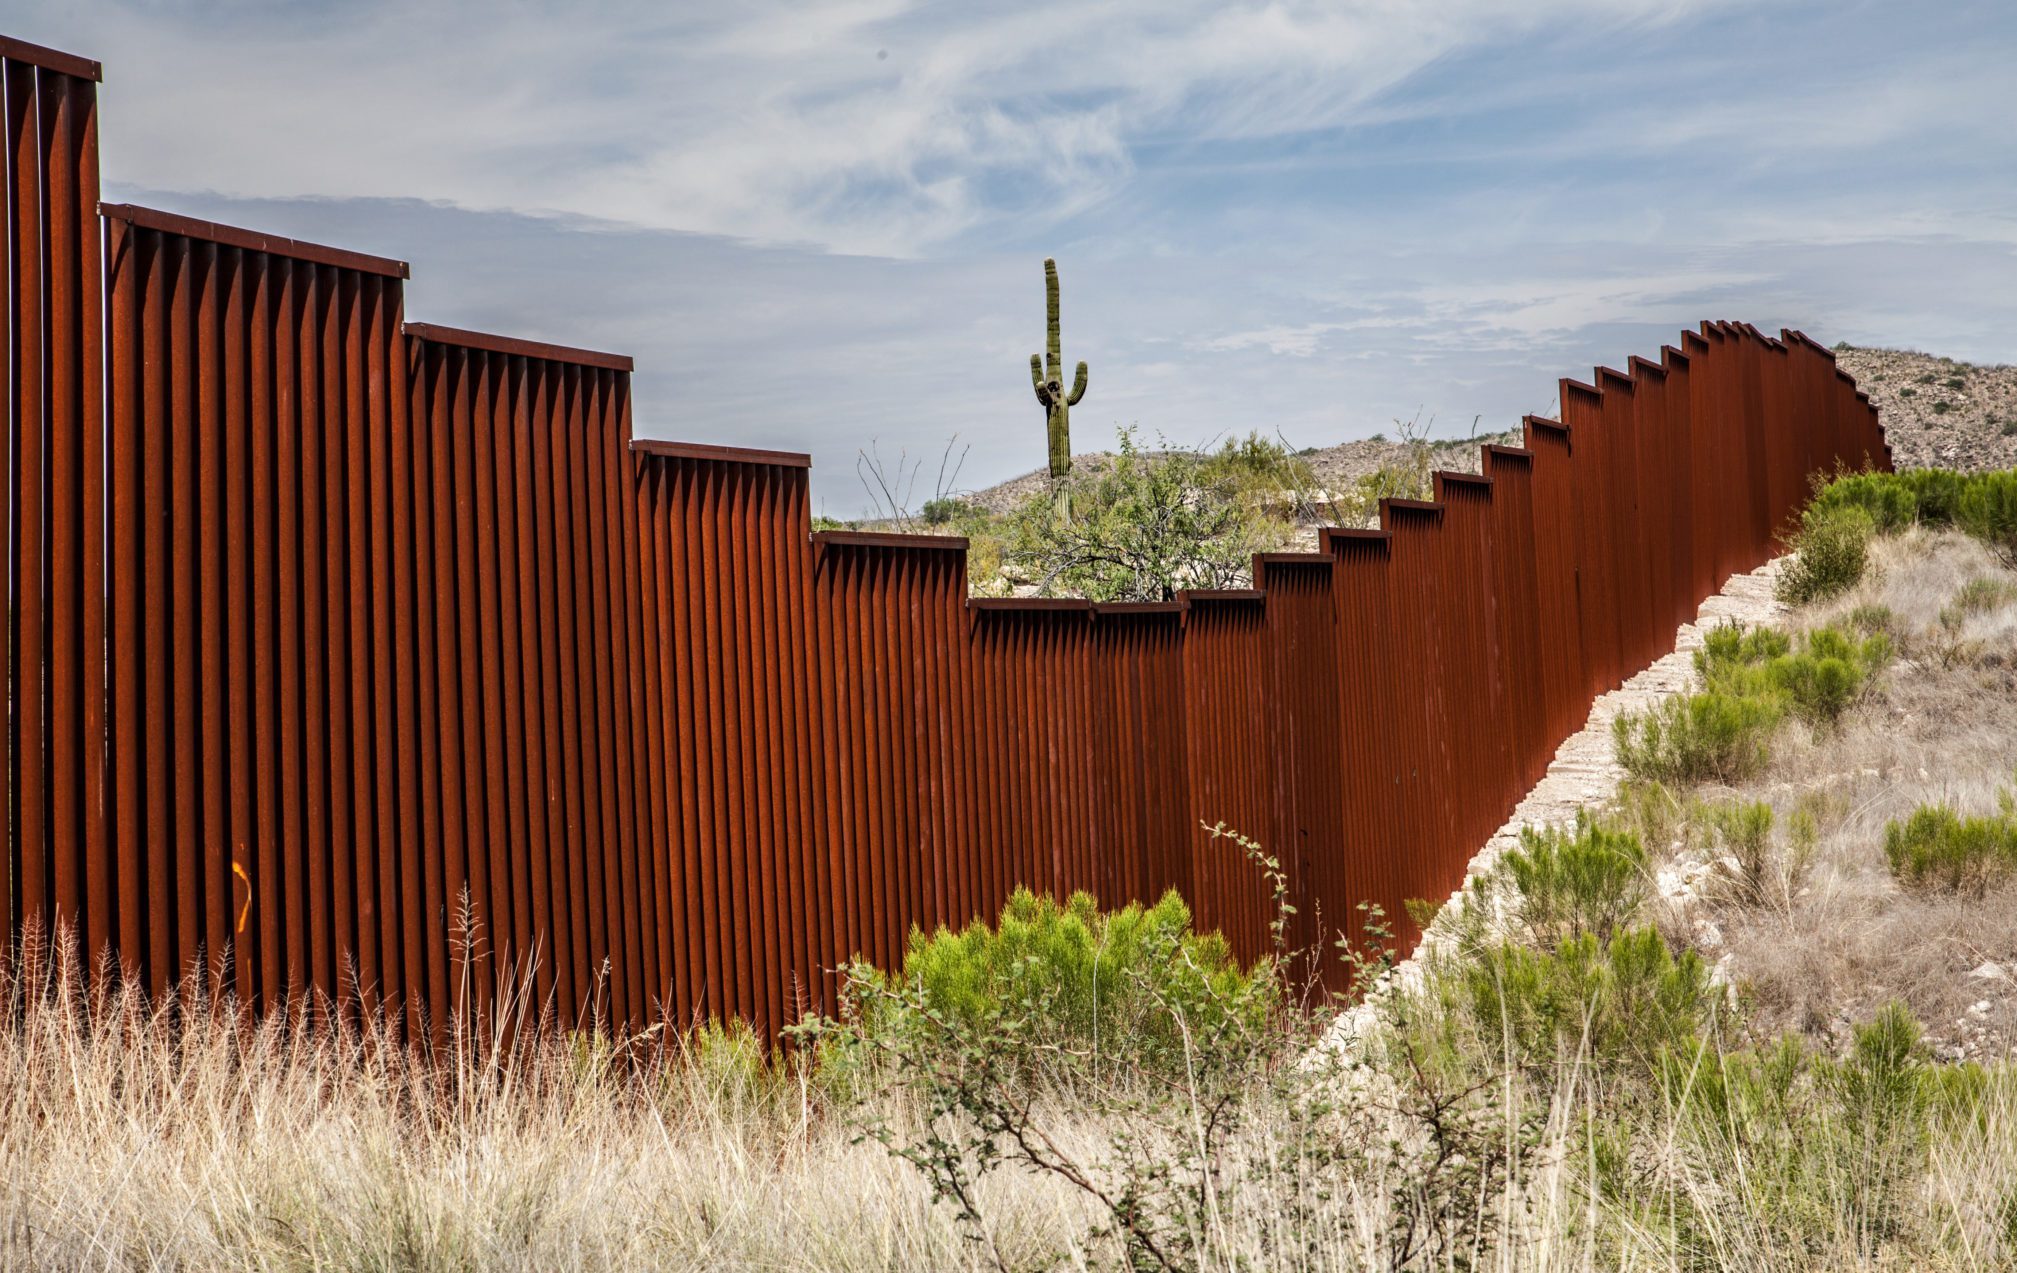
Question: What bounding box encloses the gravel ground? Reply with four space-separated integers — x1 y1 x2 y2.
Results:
1833 344 2017 472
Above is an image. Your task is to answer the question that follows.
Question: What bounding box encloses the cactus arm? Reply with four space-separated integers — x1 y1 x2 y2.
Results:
1045 257 1062 380
1067 360 1088 406
1031 354 1053 405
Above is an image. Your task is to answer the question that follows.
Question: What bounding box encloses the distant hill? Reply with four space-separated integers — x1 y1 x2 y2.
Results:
963 429 1517 519
1834 345 2017 472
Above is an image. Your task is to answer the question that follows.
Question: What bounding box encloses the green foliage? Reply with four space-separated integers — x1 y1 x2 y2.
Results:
1001 426 1296 601
849 885 1277 1082
1933 400 1953 414
1808 471 1917 532
1883 788 2017 894
1831 1002 1933 1250
919 496 973 526
1483 812 1647 946
1956 470 2017 564
1433 927 1715 1081
1846 602 1894 636
1805 467 2017 551
1775 503 1873 604
1664 1002 1935 1259
1696 620 1891 728
1613 689 1780 786
1957 575 2017 612
1943 375 1966 390
1902 467 1969 525
1705 798 1775 902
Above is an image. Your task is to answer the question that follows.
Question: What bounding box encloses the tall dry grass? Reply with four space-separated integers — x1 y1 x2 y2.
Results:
6 927 2015 1270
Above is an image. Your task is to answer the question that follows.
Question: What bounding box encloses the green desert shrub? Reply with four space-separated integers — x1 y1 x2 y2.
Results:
1901 468 1969 527
1704 798 1775 902
1947 576 2017 618
1614 689 1781 786
1846 602 1896 636
1805 466 2017 547
918 496 974 526
844 886 1276 1082
1956 470 2017 563
1883 791 2017 894
1485 812 1647 946
1696 621 1890 727
1002 426 1296 601
1436 926 1714 1080
1808 472 1917 533
1667 1002 1934 1257
1776 504 1874 604
1769 627 1892 725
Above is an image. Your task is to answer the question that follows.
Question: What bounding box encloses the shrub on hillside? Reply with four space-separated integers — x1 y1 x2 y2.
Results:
1805 468 2017 555
1956 470 2017 564
1901 468 1969 527
1432 926 1714 1080
1776 504 1874 604
1480 813 1647 947
1666 1002 1936 1257
1697 621 1891 727
839 886 1277 1083
1001 426 1297 601
1883 791 2017 895
1808 472 1918 533
1613 689 1781 786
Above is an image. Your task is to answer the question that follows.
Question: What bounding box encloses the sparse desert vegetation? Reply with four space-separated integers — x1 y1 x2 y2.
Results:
835 415 1503 599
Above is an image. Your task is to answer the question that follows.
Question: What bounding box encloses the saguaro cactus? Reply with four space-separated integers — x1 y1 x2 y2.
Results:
1029 257 1088 483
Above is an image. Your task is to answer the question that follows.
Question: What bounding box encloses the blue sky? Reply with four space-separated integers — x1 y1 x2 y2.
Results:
15 0 2017 512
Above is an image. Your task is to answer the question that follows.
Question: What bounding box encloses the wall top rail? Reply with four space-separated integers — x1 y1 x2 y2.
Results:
1523 413 1569 436
1483 443 1534 461
1381 498 1443 520
1183 588 1267 603
1091 600 1186 616
1254 551 1332 566
404 321 633 371
1320 528 1393 550
100 202 410 278
1435 470 1493 489
0 34 101 80
630 438 813 468
967 596 1094 613
813 530 969 552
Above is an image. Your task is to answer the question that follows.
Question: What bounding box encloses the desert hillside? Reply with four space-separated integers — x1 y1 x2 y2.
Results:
1834 344 2017 472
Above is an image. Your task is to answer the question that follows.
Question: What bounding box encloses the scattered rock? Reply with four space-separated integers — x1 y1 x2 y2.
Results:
1831 346 2017 474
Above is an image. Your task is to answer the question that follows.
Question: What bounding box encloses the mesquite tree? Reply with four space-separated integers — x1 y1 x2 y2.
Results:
1029 258 1088 486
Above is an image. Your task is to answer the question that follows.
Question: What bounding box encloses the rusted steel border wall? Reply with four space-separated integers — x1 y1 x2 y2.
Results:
4 37 104 975
6 30 1892 1039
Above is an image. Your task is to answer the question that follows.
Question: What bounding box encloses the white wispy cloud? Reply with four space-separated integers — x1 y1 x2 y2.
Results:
23 0 1736 256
